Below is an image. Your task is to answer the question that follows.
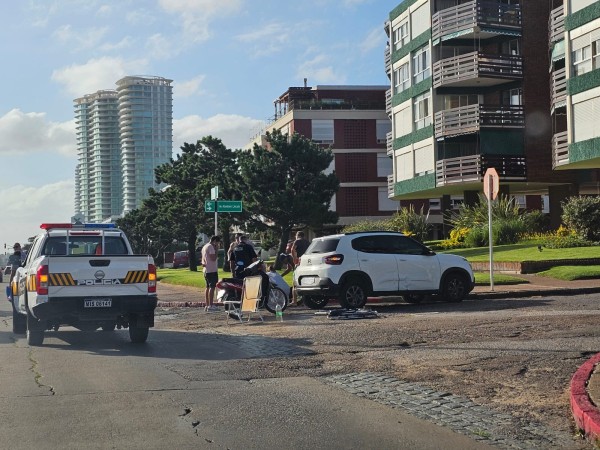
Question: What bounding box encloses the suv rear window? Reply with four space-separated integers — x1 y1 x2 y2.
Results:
305 238 340 254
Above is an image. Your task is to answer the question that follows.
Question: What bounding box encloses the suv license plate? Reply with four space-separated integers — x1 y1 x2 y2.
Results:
301 277 316 286
84 299 112 308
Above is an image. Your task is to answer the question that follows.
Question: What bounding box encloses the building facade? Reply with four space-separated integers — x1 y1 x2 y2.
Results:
74 90 121 222
250 84 396 228
385 0 594 232
74 76 173 221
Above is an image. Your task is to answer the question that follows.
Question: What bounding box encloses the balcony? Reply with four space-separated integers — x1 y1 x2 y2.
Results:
549 5 565 45
386 131 393 156
385 89 392 118
552 131 569 169
432 1 522 43
551 67 567 113
436 154 526 187
434 104 524 139
433 52 523 88
385 45 391 77
388 174 394 198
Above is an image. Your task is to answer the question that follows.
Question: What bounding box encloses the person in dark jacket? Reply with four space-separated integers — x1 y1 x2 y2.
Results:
231 235 257 278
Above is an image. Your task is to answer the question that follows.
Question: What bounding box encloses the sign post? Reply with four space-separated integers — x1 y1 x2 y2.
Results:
211 186 219 236
483 168 500 291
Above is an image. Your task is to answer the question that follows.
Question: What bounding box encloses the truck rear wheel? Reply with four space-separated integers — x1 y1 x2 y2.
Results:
13 306 26 334
26 307 44 346
129 326 149 343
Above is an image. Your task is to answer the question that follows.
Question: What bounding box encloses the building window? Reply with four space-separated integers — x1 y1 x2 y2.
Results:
594 38 600 70
413 92 432 130
378 187 398 211
394 62 410 94
428 198 441 211
502 88 522 106
412 46 430 84
573 44 592 76
312 119 334 143
344 187 369 216
443 94 479 110
393 20 409 51
377 153 392 177
376 120 391 144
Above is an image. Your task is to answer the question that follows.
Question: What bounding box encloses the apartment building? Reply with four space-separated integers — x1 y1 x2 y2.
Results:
385 0 583 231
249 84 396 228
74 76 173 221
551 0 600 184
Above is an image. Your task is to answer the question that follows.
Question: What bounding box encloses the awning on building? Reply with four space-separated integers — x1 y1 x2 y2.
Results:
551 40 565 62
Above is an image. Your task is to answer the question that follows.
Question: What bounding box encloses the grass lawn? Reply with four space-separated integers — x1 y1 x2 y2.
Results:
535 265 600 281
474 272 528 285
442 240 600 262
158 267 295 290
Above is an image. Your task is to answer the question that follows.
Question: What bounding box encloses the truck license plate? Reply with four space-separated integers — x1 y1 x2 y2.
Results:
84 299 112 308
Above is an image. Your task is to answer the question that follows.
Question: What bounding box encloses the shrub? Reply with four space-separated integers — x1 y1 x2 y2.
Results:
342 219 390 233
464 226 488 247
561 196 600 241
386 205 430 242
492 218 526 245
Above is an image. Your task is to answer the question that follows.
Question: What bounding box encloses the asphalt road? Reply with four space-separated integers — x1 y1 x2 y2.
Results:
0 281 490 450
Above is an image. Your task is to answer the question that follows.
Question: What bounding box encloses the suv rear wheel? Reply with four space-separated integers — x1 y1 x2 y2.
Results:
303 296 329 310
339 279 368 309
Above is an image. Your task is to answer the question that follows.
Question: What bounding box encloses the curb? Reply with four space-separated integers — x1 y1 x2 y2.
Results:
571 352 600 442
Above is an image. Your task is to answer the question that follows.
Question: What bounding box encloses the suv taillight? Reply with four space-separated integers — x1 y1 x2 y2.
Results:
37 265 49 295
324 254 344 265
148 264 157 293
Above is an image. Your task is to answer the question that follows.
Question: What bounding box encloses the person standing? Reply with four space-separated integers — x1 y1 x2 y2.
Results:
232 235 257 278
227 233 242 273
291 231 310 306
280 240 295 277
7 243 25 300
201 235 221 312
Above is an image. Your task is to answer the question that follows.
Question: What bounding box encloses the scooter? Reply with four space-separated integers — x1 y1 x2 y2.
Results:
215 260 288 314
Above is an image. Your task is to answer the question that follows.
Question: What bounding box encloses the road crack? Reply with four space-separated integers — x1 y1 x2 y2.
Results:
28 349 55 395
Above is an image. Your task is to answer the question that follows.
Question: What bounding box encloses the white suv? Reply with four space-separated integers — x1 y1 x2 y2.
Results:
293 231 474 309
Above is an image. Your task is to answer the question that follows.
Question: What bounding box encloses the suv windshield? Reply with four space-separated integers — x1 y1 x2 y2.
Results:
305 238 340 254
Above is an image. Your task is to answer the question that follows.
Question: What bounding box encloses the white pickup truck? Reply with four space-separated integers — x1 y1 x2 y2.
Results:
10 223 157 346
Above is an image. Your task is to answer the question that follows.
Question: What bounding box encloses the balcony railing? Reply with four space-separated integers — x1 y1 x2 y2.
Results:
388 174 395 198
434 104 525 139
436 154 526 186
551 67 567 112
386 131 393 156
552 131 569 168
549 5 565 45
433 52 523 88
385 88 392 117
385 45 391 76
432 0 522 42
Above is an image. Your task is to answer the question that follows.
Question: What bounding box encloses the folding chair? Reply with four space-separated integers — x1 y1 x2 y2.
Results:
225 275 264 325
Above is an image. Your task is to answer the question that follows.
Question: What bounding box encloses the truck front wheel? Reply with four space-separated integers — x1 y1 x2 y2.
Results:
129 326 149 343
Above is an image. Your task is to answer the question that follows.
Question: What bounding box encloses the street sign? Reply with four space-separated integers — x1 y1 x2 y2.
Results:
211 186 219 200
217 200 242 212
204 200 242 213
483 168 500 201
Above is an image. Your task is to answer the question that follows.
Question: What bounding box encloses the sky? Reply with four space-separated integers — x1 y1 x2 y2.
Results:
0 0 392 250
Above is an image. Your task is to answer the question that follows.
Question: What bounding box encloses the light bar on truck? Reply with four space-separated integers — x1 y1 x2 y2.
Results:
40 223 117 230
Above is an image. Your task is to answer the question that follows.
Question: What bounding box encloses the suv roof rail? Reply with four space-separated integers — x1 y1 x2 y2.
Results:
344 230 405 236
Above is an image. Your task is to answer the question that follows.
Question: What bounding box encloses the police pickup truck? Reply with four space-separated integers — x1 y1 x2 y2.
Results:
10 223 157 346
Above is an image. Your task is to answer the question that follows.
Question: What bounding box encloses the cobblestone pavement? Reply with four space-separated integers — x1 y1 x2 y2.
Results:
324 372 575 450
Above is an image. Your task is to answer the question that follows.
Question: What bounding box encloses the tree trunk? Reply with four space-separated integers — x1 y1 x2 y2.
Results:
188 233 198 272
274 227 291 270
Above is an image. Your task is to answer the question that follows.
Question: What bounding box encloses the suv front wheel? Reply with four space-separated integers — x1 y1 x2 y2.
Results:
339 279 368 309
442 273 468 303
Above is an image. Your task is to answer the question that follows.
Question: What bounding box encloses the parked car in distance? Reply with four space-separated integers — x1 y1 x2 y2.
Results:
294 231 475 310
3 265 11 276
173 250 189 268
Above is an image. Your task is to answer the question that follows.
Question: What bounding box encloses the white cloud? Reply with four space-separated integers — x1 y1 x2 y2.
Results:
174 114 263 150
51 57 149 98
174 75 206 98
360 26 384 53
234 22 290 57
100 36 134 52
0 109 76 157
52 24 109 51
145 33 178 60
158 0 244 44
126 9 157 26
296 54 346 84
0 180 75 246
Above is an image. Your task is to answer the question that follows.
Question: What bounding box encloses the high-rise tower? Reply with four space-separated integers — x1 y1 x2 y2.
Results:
116 76 173 213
